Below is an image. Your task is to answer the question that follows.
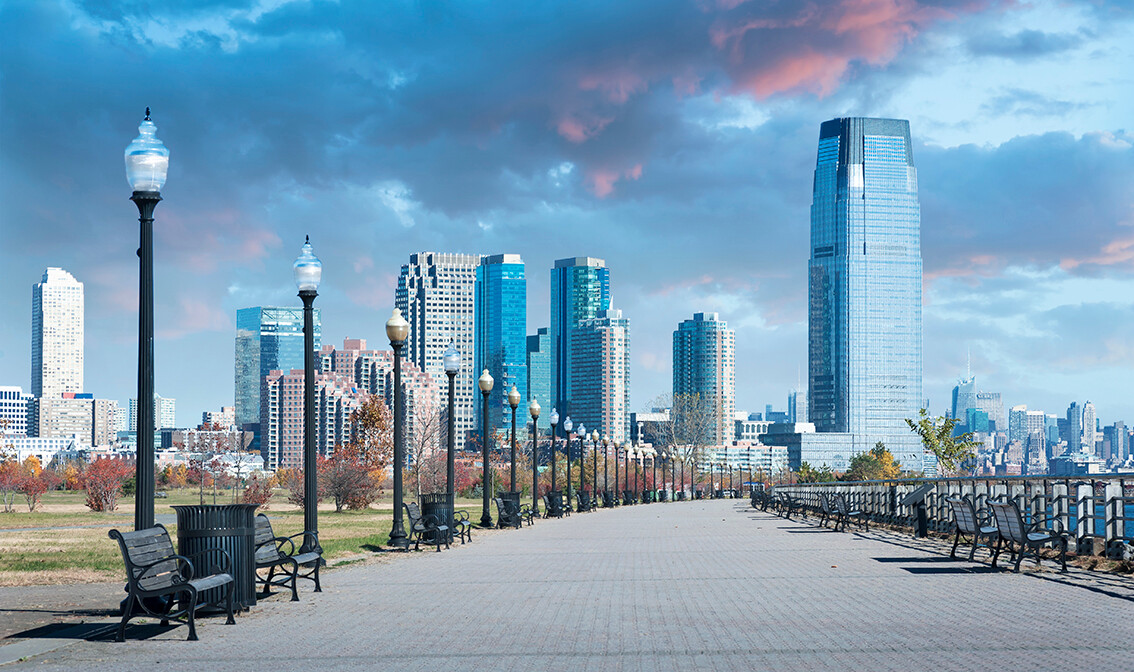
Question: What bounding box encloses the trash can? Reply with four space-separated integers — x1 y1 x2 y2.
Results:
172 504 259 610
421 492 453 541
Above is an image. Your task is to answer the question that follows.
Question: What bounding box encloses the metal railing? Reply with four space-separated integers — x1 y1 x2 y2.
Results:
773 474 1134 550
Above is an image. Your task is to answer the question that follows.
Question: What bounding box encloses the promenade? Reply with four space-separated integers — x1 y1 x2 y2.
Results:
4 499 1133 671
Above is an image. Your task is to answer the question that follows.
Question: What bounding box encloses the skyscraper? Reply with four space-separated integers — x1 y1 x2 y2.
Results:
396 252 481 441
807 117 923 466
32 268 84 398
570 309 630 443
550 257 610 416
672 312 735 445
475 254 527 436
526 328 552 418
1082 401 1097 453
951 376 976 423
235 307 321 442
1066 401 1082 453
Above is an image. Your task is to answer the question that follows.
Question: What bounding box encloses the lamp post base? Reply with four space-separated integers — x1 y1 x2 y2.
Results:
479 514 494 529
388 522 410 551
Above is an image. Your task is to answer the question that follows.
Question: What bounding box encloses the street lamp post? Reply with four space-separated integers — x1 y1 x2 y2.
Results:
125 109 168 531
612 440 619 504
529 399 540 515
601 434 609 506
564 418 575 512
478 370 494 528
295 238 322 552
443 343 460 527
508 386 520 493
386 309 410 550
549 410 560 494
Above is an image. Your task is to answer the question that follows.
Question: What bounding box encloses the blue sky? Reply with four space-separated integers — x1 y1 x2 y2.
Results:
1 0 1132 429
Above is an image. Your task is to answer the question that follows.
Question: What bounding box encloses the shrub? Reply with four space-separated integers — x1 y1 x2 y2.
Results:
83 458 133 512
242 474 273 508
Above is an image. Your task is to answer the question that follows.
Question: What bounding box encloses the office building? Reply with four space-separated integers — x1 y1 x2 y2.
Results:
0 386 31 437
569 309 630 443
550 257 610 417
807 117 923 467
235 307 321 440
672 312 735 445
1067 402 1082 454
29 393 117 447
475 254 527 436
396 252 481 442
526 328 552 419
130 394 177 431
1082 401 1097 453
32 268 84 398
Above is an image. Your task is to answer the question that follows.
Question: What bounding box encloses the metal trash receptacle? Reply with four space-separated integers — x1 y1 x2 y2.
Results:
172 504 259 610
421 492 453 542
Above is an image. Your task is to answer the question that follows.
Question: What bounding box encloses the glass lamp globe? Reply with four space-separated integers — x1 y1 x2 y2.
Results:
478 369 494 394
443 341 461 374
550 408 560 426
385 308 409 343
529 398 540 419
293 236 322 292
576 423 584 438
564 417 573 433
602 435 609 447
508 385 521 408
125 108 169 193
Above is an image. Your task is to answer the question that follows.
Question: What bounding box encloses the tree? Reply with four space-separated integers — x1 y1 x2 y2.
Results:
906 408 980 476
407 397 443 497
319 444 378 512
349 396 394 478
649 392 721 493
17 470 48 511
842 442 902 482
83 458 133 512
0 459 19 512
242 473 273 508
797 461 836 483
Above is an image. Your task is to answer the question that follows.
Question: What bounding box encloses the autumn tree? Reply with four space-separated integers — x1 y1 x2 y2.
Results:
905 408 980 476
407 397 444 497
319 445 378 512
842 442 902 482
349 395 394 478
83 458 133 511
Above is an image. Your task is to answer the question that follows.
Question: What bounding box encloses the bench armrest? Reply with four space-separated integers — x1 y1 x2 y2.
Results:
257 535 296 557
1029 516 1065 535
133 553 196 584
285 530 321 555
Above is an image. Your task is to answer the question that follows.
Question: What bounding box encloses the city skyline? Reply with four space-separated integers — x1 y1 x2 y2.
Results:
1 1 1132 428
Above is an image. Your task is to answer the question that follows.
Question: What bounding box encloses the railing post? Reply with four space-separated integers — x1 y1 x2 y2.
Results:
1029 481 1047 528
1105 482 1123 544
1009 483 1026 522
1051 483 1069 538
1076 483 1093 543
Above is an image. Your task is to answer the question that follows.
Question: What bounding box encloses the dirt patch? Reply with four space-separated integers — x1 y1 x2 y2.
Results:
0 569 120 588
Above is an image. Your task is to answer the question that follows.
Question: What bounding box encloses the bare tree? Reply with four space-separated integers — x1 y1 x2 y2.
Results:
408 396 444 496
649 392 720 493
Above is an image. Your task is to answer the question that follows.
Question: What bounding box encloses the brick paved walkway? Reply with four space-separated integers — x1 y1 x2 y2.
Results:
6 499 1133 671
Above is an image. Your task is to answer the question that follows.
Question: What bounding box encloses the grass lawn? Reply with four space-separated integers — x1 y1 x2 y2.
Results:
0 488 487 586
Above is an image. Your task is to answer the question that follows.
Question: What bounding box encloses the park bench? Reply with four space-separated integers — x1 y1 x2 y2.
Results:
817 492 837 528
576 491 593 512
452 510 472 544
544 493 563 518
623 490 636 506
602 490 615 508
832 493 868 532
494 497 524 529
945 497 998 562
988 499 1067 573
405 501 451 551
774 492 803 520
253 513 322 601
108 524 236 642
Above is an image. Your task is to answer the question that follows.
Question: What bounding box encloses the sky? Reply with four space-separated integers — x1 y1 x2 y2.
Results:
1 0 1133 430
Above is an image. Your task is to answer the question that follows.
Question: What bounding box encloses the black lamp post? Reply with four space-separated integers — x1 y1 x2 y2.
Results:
576 423 584 498
294 238 323 552
443 342 460 525
386 309 410 550
508 386 520 493
529 399 540 515
549 410 559 494
125 108 168 532
564 418 575 509
601 434 609 505
613 440 620 504
478 369 494 528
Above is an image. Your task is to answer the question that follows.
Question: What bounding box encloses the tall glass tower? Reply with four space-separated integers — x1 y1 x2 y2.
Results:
475 254 527 437
550 257 610 418
672 312 735 446
808 117 922 465
234 306 320 442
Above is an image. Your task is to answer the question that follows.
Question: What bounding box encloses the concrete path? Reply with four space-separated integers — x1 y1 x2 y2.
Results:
4 499 1133 671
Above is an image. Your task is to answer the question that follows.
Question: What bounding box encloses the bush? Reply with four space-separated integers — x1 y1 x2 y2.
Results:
242 474 273 508
84 459 133 512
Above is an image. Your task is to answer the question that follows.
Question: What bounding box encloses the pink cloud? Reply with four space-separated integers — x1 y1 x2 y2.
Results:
1060 236 1134 271
157 295 231 340
556 114 614 143
585 163 644 198
345 273 398 310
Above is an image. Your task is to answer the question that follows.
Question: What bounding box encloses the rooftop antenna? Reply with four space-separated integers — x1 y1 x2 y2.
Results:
966 346 971 380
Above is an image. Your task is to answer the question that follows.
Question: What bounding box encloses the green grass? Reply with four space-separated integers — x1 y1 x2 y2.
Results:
0 489 486 584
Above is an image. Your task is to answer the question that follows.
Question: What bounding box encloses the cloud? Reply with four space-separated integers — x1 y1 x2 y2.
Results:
966 28 1087 60
979 88 1091 118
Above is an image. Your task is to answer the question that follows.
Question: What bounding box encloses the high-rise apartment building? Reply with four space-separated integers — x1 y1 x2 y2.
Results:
130 394 176 430
235 307 321 439
526 328 552 418
672 312 735 445
32 268 84 398
475 254 527 436
261 369 365 469
550 257 610 416
807 117 923 466
0 386 31 438
569 309 630 443
396 252 481 442
202 406 236 429
29 393 117 447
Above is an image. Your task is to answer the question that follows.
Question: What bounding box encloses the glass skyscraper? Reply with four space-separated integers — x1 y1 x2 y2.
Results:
550 257 610 418
234 306 320 441
672 312 735 445
526 327 552 422
808 117 923 467
475 254 527 436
